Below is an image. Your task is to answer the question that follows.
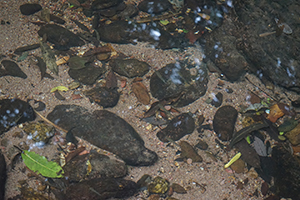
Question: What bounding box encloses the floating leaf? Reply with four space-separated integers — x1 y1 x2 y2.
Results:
50 86 69 93
160 20 169 25
21 150 64 178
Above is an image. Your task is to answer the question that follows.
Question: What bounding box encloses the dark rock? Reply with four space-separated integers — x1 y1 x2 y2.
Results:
0 151 6 199
50 14 65 24
211 92 223 107
92 0 123 10
0 99 36 135
20 3 42 15
234 1 300 92
234 139 260 169
68 63 105 85
110 58 150 78
195 139 208 150
38 24 84 50
179 140 203 162
59 178 137 200
14 43 40 55
118 4 139 19
0 60 27 79
213 105 237 141
138 0 171 14
84 86 120 108
47 105 158 166
150 61 208 107
97 20 134 44
272 145 300 199
63 152 127 182
202 19 247 81
157 113 195 142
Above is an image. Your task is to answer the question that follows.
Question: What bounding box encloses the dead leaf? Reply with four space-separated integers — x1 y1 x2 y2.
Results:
132 81 150 105
105 71 117 89
267 104 284 123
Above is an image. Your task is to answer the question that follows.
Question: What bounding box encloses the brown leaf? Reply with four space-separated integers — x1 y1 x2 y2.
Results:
132 81 150 105
105 71 118 89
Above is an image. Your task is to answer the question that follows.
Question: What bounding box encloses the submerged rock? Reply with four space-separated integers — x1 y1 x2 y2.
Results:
213 105 237 141
20 3 42 15
0 151 6 199
157 113 195 142
0 99 36 135
63 152 127 182
68 63 105 85
38 24 84 50
23 122 55 147
59 178 137 200
138 0 171 14
0 60 27 79
84 86 120 108
110 58 150 78
47 105 158 166
150 61 208 107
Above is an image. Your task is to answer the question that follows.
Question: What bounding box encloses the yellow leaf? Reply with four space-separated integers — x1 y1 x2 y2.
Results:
50 86 69 93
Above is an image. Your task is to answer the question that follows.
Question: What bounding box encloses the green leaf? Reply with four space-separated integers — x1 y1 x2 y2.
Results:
160 20 169 25
50 86 69 93
21 150 64 178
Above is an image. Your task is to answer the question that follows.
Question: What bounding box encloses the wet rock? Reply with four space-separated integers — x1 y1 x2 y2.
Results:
138 0 172 14
234 139 260 169
213 105 238 141
272 145 300 199
23 122 55 147
97 21 134 44
118 4 139 19
110 58 150 78
38 24 84 50
20 3 42 15
68 63 105 85
148 176 169 194
47 105 158 166
170 183 187 194
0 99 36 135
179 140 203 162
156 113 195 142
84 86 120 108
137 174 152 189
285 123 300 146
0 151 6 200
230 159 245 173
195 139 208 150
150 61 208 107
211 92 223 107
92 0 123 10
63 152 127 182
0 60 27 79
234 1 300 92
59 178 137 200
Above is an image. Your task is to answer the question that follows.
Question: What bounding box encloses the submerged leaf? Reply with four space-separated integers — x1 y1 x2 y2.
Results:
40 39 58 75
50 86 69 93
21 150 64 178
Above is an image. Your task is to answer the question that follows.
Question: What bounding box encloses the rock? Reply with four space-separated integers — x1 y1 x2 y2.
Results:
83 86 120 108
0 151 6 199
132 80 150 105
230 159 245 173
138 0 171 14
211 92 223 107
47 105 158 166
68 63 105 85
170 183 187 194
234 139 260 169
110 58 150 78
91 0 123 10
195 139 208 150
272 145 300 199
0 99 36 135
179 140 203 162
137 174 152 189
63 152 127 182
59 178 137 200
0 60 27 79
213 105 238 141
285 123 300 145
20 3 42 15
118 4 138 19
38 24 85 50
234 1 300 92
148 176 169 194
150 61 208 107
156 113 195 142
23 122 55 147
